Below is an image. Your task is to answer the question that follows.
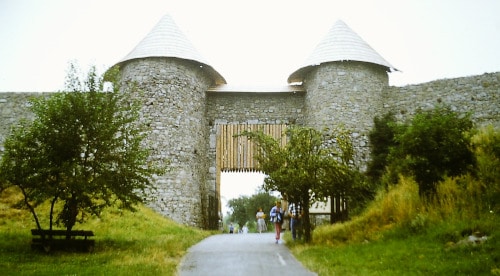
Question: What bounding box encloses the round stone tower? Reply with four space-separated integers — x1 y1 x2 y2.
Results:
288 20 397 168
115 15 225 228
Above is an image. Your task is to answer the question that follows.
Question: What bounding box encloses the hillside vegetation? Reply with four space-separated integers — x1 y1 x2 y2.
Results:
0 115 498 275
286 126 500 275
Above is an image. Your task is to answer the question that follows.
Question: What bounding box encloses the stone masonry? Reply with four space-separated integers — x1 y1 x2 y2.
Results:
0 67 499 229
0 16 499 229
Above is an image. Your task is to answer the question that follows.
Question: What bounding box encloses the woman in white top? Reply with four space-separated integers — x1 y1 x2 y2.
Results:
256 208 267 233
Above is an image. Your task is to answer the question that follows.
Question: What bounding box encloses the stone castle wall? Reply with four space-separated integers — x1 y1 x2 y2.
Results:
0 61 499 228
383 72 500 128
118 57 215 227
0 92 52 152
206 91 305 125
302 62 390 167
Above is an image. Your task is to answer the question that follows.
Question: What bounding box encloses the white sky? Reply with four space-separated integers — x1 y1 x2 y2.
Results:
1 0 499 92
1 0 500 211
220 172 266 216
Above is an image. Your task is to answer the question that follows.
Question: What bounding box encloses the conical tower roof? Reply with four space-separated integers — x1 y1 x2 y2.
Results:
117 14 226 84
288 20 397 83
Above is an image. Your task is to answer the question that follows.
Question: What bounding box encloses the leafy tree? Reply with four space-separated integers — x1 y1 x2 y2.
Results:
248 191 278 220
239 126 356 242
0 63 164 231
319 127 356 222
227 196 250 228
390 105 475 197
366 112 398 182
226 191 277 231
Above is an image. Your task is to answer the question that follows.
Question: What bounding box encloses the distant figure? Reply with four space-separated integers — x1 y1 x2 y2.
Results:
281 196 290 232
256 208 267 233
229 223 234 234
270 201 284 244
289 202 303 240
242 225 249 234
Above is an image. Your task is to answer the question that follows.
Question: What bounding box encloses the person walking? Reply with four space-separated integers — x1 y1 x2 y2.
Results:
289 202 302 240
270 201 284 244
256 208 267 233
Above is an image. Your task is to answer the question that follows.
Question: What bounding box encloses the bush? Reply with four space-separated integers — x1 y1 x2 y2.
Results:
312 176 423 245
472 126 500 213
389 105 475 197
366 112 398 182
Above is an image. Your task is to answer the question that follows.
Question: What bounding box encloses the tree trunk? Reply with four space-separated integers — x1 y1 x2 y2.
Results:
302 197 312 243
49 196 58 230
20 186 42 230
63 196 78 234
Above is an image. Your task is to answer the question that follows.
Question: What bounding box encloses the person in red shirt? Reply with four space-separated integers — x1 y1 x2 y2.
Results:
269 201 283 243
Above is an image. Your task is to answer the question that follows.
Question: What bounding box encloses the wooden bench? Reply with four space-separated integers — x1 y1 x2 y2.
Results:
31 229 95 252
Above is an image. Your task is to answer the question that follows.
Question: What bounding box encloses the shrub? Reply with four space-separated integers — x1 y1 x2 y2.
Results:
471 126 500 213
390 105 475 197
366 112 398 182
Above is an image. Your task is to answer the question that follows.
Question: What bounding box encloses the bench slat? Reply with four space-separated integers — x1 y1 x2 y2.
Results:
31 229 94 237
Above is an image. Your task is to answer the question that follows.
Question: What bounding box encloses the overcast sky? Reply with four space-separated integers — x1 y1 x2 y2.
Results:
1 0 499 92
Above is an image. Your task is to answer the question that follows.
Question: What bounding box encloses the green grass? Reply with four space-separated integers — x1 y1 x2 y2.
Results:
283 176 500 275
286 220 499 275
0 187 212 275
2 172 499 275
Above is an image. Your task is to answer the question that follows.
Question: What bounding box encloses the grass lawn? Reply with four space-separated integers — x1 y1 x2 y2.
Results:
0 199 212 276
1 180 499 275
288 229 498 275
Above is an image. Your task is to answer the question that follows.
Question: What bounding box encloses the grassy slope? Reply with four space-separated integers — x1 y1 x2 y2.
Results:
2 176 499 275
289 222 498 275
285 177 500 275
0 187 212 275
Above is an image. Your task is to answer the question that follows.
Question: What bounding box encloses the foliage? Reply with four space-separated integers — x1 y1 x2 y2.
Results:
0 62 165 231
226 191 277 231
292 160 499 275
371 105 476 197
342 171 377 217
239 126 358 242
471 125 500 213
227 196 250 228
312 140 500 245
289 162 500 275
366 112 398 182
323 127 376 218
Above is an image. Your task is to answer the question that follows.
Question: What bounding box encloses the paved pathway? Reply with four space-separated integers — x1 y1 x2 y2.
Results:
178 232 316 276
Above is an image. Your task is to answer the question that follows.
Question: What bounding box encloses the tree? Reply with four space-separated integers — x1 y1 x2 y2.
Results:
239 126 356 242
227 196 250 228
0 63 164 231
366 112 398 182
226 191 277 230
321 128 359 222
248 191 278 221
390 105 475 197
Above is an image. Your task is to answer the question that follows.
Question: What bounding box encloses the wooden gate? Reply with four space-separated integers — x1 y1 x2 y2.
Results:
214 124 287 215
216 124 287 172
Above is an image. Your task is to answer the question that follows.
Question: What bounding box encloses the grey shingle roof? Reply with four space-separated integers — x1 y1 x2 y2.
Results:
117 14 226 84
288 20 397 83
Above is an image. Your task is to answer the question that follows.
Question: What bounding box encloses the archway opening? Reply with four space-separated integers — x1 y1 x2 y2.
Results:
220 171 266 216
215 123 288 221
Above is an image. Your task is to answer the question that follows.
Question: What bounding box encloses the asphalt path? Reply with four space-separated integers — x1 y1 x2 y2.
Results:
177 232 317 276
